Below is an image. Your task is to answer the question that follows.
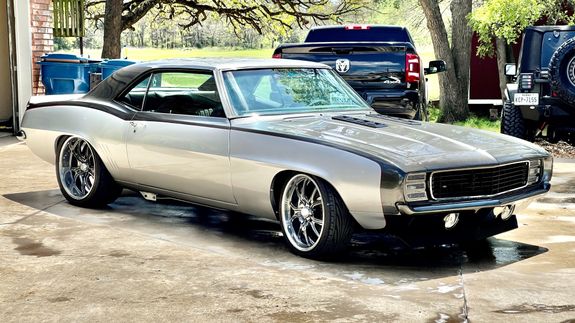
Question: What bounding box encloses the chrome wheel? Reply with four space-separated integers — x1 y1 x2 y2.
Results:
281 174 324 252
58 137 96 200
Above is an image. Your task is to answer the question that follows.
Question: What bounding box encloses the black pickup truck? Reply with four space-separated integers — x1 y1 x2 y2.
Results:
273 25 446 120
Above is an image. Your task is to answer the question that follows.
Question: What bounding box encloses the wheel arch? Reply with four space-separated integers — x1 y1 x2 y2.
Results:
269 169 359 228
53 133 117 178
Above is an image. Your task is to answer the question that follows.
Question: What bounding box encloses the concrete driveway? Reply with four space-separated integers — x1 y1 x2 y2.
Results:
1 136 574 322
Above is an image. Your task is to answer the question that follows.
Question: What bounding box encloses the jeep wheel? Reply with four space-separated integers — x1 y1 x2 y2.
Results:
549 37 575 105
501 101 533 141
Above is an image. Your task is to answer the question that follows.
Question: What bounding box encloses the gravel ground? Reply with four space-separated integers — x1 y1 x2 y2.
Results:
535 139 575 159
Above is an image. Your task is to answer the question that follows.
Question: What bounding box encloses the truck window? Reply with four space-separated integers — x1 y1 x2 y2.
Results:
304 26 411 43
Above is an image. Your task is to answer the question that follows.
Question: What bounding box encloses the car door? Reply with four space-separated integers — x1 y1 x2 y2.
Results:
124 70 235 205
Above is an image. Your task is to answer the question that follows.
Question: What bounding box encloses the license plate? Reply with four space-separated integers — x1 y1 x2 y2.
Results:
514 93 539 106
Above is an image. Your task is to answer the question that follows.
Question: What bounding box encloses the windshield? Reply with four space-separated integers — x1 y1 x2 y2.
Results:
222 68 371 117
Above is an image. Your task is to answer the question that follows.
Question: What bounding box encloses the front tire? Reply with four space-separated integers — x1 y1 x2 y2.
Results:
279 174 353 259
56 137 122 208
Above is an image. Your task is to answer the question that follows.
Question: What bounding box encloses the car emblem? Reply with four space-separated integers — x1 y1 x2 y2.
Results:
335 59 350 73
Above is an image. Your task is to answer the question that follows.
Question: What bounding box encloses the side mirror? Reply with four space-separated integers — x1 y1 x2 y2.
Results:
424 60 446 75
505 63 517 76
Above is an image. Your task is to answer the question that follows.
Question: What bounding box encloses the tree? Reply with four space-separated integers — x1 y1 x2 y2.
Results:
419 0 473 122
469 0 575 102
101 0 122 59
88 0 365 59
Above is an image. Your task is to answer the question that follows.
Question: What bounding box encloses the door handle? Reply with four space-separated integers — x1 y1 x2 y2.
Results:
129 121 146 133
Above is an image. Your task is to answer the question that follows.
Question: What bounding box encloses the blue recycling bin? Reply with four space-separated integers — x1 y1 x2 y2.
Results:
38 54 97 95
100 59 136 79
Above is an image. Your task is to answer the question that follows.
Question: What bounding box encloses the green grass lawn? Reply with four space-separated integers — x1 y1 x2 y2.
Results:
429 107 500 132
454 116 500 132
61 47 274 61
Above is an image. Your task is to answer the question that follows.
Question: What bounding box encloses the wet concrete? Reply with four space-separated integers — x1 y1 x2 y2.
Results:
1 139 575 322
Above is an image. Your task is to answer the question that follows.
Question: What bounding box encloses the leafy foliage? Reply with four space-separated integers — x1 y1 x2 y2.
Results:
86 0 367 35
469 0 575 57
87 0 367 57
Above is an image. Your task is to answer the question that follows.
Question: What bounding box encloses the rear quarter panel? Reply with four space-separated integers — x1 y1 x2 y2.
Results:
21 105 131 180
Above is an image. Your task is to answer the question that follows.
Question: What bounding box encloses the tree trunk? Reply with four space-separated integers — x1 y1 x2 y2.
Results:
419 0 472 122
495 37 508 104
101 0 123 59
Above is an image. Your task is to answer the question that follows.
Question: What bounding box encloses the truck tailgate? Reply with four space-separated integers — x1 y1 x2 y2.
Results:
278 42 409 90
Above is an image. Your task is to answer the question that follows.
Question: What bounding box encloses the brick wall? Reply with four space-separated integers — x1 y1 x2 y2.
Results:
30 0 53 95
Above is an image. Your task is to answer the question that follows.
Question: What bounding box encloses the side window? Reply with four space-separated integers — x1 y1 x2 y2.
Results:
142 71 225 117
117 75 151 110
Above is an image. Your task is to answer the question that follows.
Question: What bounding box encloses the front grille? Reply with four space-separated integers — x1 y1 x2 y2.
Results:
431 162 529 199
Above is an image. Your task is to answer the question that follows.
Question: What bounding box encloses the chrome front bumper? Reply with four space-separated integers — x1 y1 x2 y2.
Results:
396 185 549 215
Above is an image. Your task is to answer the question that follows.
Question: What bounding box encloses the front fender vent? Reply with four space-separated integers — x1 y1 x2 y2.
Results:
332 115 387 128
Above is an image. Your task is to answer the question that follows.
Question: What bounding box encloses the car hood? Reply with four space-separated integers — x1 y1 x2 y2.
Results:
231 113 549 172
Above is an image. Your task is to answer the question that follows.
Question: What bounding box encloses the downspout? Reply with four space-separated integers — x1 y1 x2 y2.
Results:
6 0 19 133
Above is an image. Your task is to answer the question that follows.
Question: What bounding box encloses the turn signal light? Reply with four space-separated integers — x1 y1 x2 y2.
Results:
519 73 534 90
404 173 428 202
527 159 542 185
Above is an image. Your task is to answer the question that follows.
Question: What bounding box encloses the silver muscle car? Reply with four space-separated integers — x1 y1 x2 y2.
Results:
19 58 553 259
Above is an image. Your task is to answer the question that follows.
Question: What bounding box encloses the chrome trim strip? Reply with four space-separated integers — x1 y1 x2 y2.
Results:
429 160 532 201
397 186 549 215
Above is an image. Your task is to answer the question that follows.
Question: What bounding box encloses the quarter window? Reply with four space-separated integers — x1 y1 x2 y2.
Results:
117 75 151 110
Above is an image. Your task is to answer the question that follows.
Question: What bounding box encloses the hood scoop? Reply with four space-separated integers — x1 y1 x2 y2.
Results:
332 115 387 128
369 113 422 126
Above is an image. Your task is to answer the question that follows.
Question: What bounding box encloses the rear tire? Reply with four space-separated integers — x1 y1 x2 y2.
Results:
501 101 533 141
56 137 122 208
279 174 353 259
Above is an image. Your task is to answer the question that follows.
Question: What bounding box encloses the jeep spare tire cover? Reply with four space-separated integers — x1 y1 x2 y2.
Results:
549 37 575 105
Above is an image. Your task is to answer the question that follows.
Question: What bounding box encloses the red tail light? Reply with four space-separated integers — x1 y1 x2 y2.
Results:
405 53 420 83
272 53 282 59
345 25 371 30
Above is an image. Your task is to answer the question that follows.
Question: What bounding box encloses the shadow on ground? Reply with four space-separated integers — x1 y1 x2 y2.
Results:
4 189 548 285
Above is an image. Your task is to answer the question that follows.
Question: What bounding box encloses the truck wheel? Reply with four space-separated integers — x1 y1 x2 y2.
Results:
501 101 532 141
414 103 428 121
279 174 353 259
549 37 575 105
